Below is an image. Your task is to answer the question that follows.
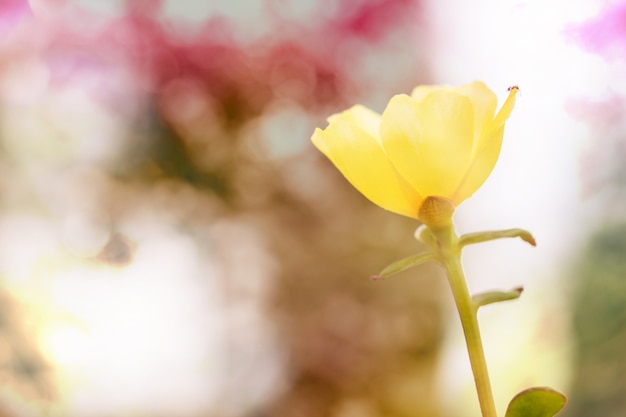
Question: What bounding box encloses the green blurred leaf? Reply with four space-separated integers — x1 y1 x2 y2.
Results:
371 252 434 280
505 387 567 417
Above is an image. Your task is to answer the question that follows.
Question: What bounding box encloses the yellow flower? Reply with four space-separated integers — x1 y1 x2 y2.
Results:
311 81 518 225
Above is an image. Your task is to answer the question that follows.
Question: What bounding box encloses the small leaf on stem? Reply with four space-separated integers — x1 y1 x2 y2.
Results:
505 387 567 417
473 287 524 308
371 252 435 280
459 228 536 248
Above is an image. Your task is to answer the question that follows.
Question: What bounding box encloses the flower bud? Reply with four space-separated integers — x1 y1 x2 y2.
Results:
417 196 455 229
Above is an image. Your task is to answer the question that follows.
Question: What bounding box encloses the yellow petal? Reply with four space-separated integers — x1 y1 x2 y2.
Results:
493 86 518 128
451 87 518 204
456 81 498 150
327 105 379 140
311 112 423 218
451 125 505 204
411 84 446 102
380 91 475 199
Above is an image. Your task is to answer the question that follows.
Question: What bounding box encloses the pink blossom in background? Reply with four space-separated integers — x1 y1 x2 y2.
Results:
8 0 424 149
0 0 30 37
565 95 626 197
566 95 626 130
566 1 626 59
564 2 626 197
328 0 419 40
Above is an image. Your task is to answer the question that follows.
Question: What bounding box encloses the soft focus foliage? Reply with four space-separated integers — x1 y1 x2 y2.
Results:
564 224 626 417
0 1 445 416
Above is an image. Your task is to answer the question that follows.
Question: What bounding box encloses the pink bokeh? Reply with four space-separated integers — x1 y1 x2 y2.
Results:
567 1 626 60
0 0 30 37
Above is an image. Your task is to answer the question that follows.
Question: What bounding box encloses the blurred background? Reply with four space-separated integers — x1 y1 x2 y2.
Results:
0 0 623 416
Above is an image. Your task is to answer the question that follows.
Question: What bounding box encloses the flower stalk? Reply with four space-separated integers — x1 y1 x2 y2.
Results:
432 223 497 417
376 220 535 417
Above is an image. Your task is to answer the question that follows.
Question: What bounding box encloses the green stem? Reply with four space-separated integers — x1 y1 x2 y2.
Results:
435 224 497 417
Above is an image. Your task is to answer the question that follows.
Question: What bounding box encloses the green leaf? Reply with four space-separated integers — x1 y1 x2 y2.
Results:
472 287 523 308
459 228 536 248
505 387 567 417
371 252 434 280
